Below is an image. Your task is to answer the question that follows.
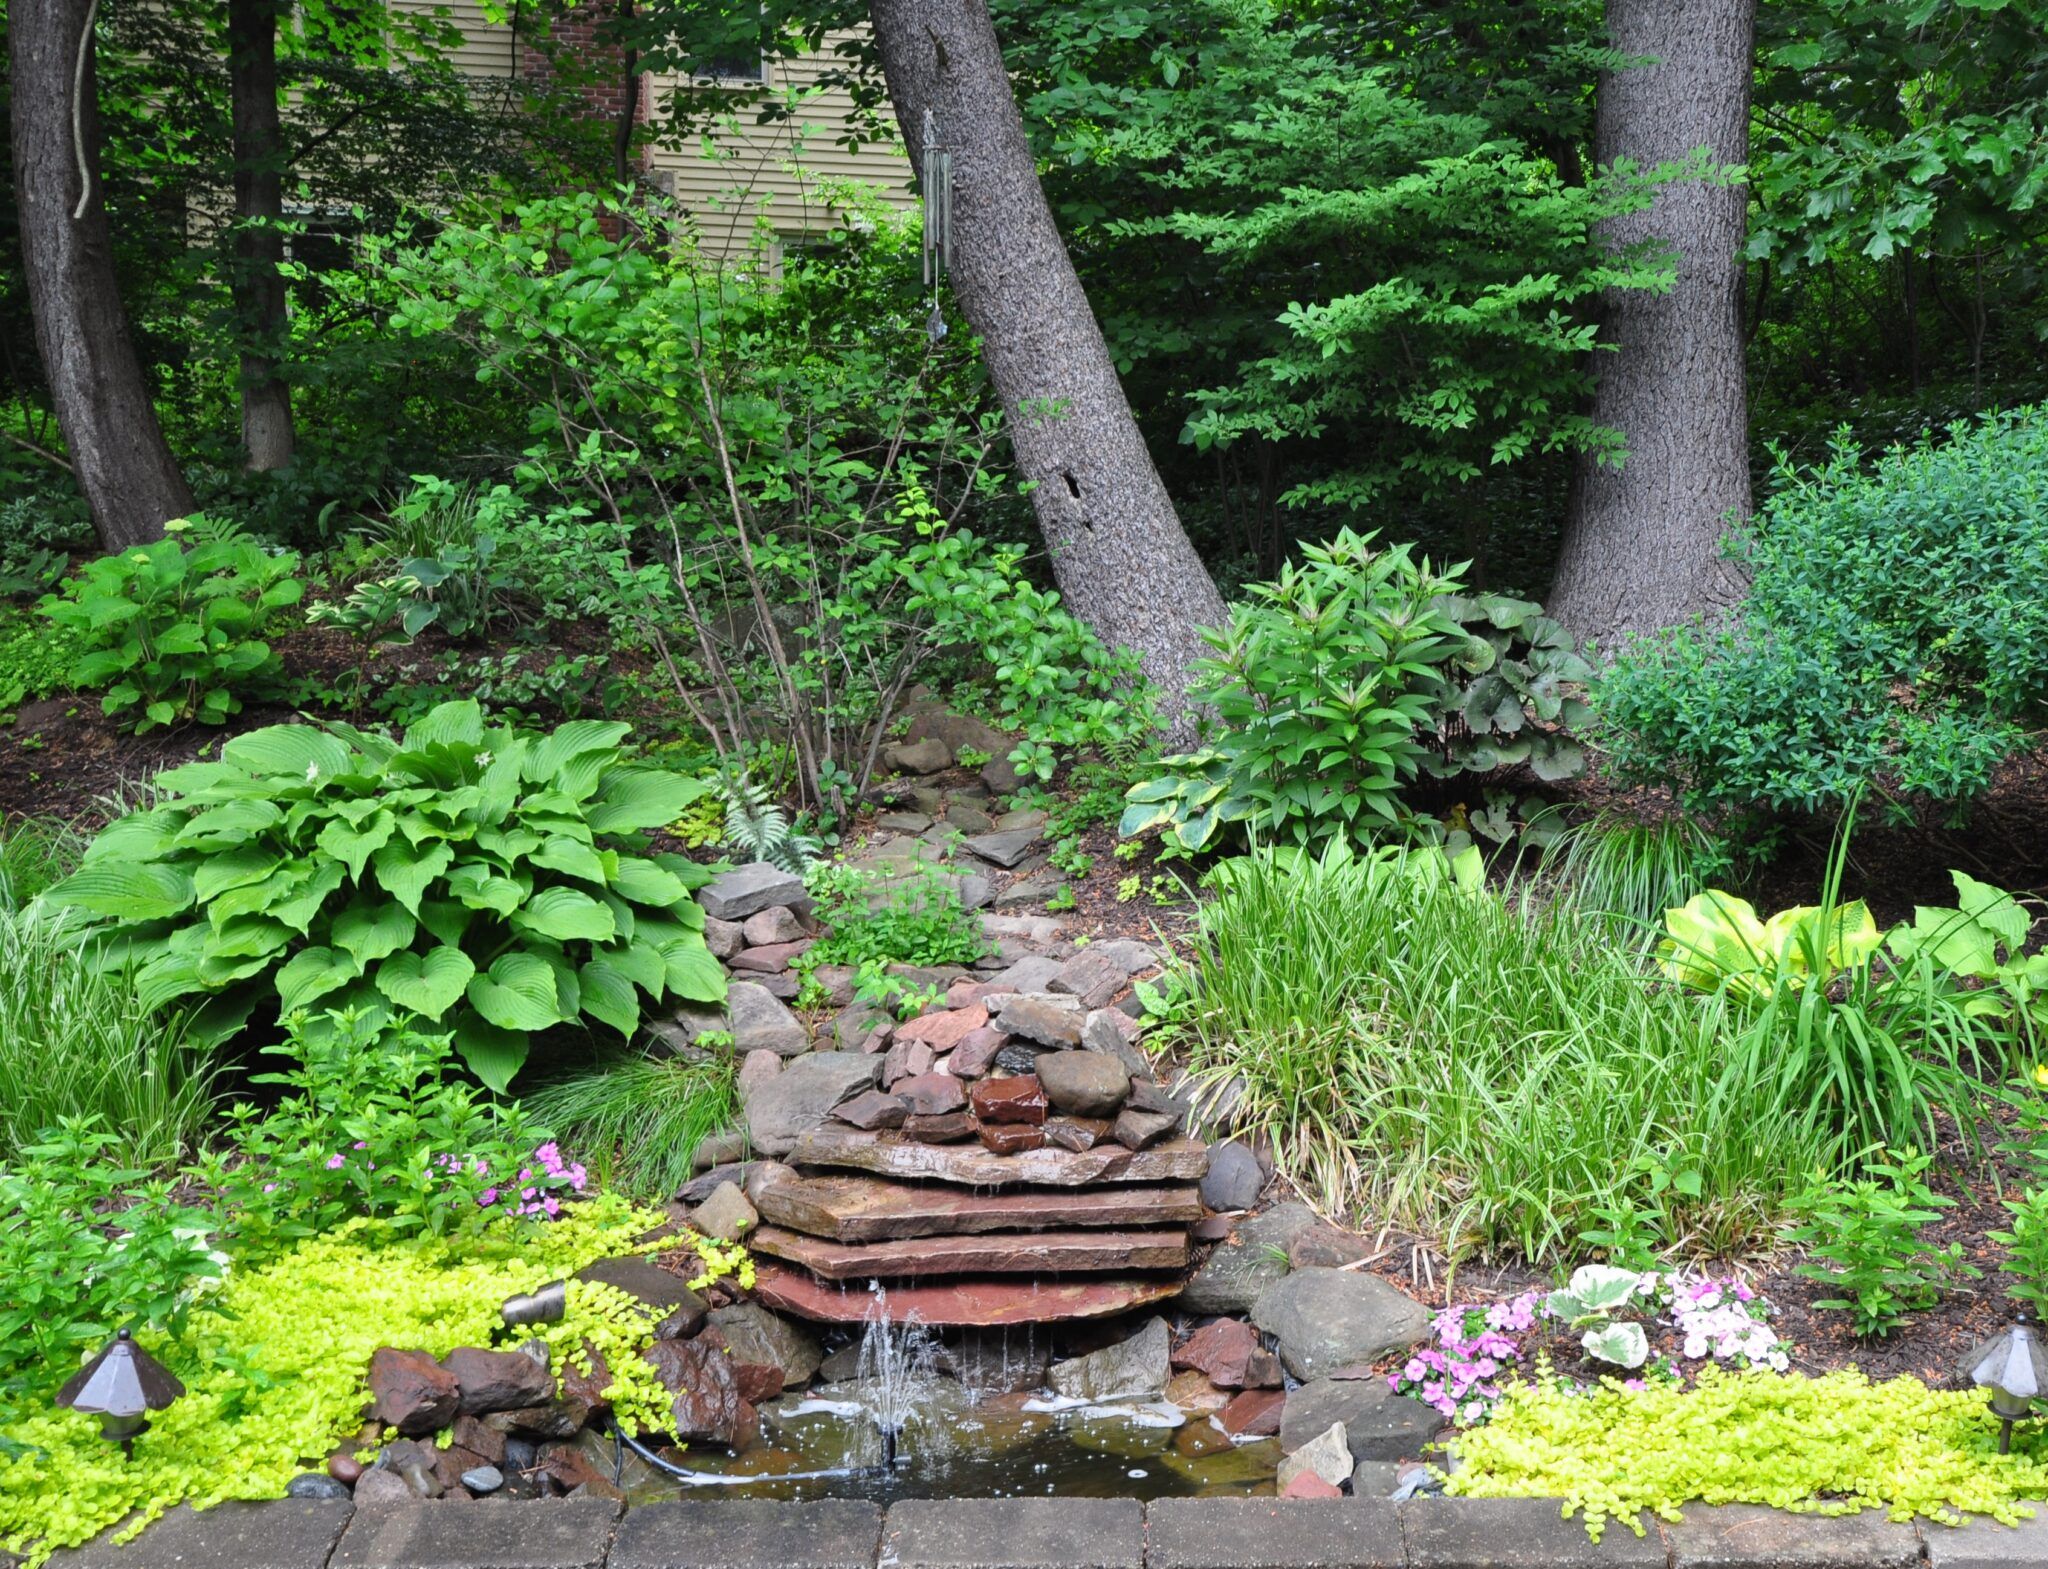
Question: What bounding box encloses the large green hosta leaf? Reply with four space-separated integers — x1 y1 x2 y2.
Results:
466 951 563 1031
46 863 194 921
376 946 476 1021
511 886 616 943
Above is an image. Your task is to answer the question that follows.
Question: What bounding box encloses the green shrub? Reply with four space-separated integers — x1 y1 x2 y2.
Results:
1991 1187 2048 1316
44 700 724 1088
1598 407 2048 819
1422 592 1592 782
800 861 988 972
0 905 217 1167
0 602 85 712
1785 1148 1975 1337
1168 840 1830 1261
40 518 303 733
312 476 529 643
522 1052 739 1202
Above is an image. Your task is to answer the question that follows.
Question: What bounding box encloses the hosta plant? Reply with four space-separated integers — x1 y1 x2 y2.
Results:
40 516 302 733
44 701 722 1089
1659 889 1882 997
1887 871 2048 1045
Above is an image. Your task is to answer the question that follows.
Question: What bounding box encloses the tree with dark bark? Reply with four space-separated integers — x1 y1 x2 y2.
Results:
10 0 194 548
228 0 296 472
866 0 1227 738
1546 0 1755 652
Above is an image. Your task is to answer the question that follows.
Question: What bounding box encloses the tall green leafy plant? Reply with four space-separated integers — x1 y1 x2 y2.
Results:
45 701 723 1088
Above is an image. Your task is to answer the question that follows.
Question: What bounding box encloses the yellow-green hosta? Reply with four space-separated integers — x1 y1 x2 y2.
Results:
1658 890 1882 997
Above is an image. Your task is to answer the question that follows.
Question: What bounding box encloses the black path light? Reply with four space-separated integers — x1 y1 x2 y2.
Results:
56 1328 185 1457
1966 1315 2048 1454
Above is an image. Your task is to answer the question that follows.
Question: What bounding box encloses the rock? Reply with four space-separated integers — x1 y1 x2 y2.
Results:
738 1049 782 1091
693 1181 759 1241
730 1362 786 1405
1172 1319 1264 1388
942 1332 1052 1394
353 1468 419 1508
1199 1142 1265 1212
1035 1051 1130 1117
980 913 1066 946
642 1338 759 1449
970 1075 1047 1125
708 1303 823 1385
368 1348 460 1436
949 802 996 836
787 1126 1210 1187
994 1041 1051 1074
450 1413 508 1467
831 1003 892 1050
678 1163 768 1205
833 1089 909 1131
1045 1116 1107 1152
502 1437 539 1472
755 972 801 1001
882 1037 935 1086
876 811 933 833
751 1224 1187 1278
1049 1317 1172 1403
704 918 744 959
445 1347 555 1414
727 982 809 1056
732 940 812 973
905 707 1014 763
807 965 859 1009
951 1026 1007 1078
1088 939 1163 976
993 808 1049 832
962 828 1043 868
985 955 1067 994
1251 1268 1429 1381
1279 1378 1445 1464
750 1261 1184 1327
378 1440 443 1498
894 1004 990 1051
1277 1422 1354 1493
885 737 954 775
1112 1108 1176 1150
1280 1471 1344 1500
1081 1008 1149 1077
756 1172 1199 1241
1050 952 1126 1011
1351 1460 1406 1498
287 1473 351 1501
981 754 1026 794
699 862 811 922
559 1346 613 1416
994 874 1066 906
327 1451 365 1484
896 1072 967 1115
979 1123 1047 1154
480 1400 586 1440
743 1051 885 1157
1288 1224 1372 1269
693 1130 750 1169
742 906 808 946
1165 1369 1231 1414
461 1465 505 1495
1176 1203 1319 1315
904 1111 976 1141
1125 1079 1189 1120
994 993 1085 1048
577 1253 712 1343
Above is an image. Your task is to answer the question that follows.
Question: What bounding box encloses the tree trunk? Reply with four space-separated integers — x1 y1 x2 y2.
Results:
11 0 194 547
1546 0 1754 654
228 0 295 471
867 0 1228 740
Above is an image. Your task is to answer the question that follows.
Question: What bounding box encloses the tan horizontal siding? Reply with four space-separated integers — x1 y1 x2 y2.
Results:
388 0 520 79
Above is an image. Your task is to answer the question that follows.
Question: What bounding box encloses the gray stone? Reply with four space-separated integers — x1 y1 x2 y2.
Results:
1253 1268 1429 1381
886 1498 1142 1569
1082 1009 1150 1077
1665 1504 1921 1569
832 1003 892 1050
739 1049 782 1090
993 993 1085 1048
1146 1498 1405 1569
63 1501 354 1569
1280 1378 1444 1463
833 1088 909 1130
963 828 1043 869
1050 951 1127 1011
1035 1051 1130 1117
742 906 808 946
1177 1204 1320 1315
335 1497 620 1569
1276 1421 1353 1493
1350 1461 1405 1499
351 1470 417 1508
285 1473 351 1501
884 737 954 775
1048 1316 1170 1402
877 811 934 833
981 755 1027 794
1401 1498 1666 1569
987 955 1067 994
743 1051 884 1157
699 862 811 923
693 1180 758 1240
613 1501 884 1569
993 808 1049 831
1087 939 1163 976
1926 1513 2048 1569
709 1302 824 1385
728 982 809 1057
693 1130 750 1169
1200 1141 1265 1212
460 1465 504 1494
704 917 745 959
1111 1108 1175 1150
993 875 1067 907
981 913 1066 946
905 707 1013 761
949 803 996 835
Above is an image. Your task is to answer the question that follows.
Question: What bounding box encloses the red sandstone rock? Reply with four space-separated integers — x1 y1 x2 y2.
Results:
950 1026 1008 1078
641 1338 758 1450
1217 1387 1285 1437
1173 1318 1264 1388
902 1111 977 1142
895 1004 989 1050
970 1075 1047 1125
896 1072 967 1115
1281 1471 1343 1499
978 1122 1048 1154
445 1346 556 1414
750 1261 1184 1326
367 1347 460 1436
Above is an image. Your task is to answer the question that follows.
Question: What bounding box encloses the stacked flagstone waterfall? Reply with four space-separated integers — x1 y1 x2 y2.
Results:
672 859 1212 1327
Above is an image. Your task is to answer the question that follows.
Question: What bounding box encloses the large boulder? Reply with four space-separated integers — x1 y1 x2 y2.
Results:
1279 1378 1445 1463
1251 1268 1429 1381
1035 1051 1130 1118
641 1338 757 1449
444 1347 555 1414
655 980 807 1060
707 1303 823 1386
574 1257 707 1339
1176 1203 1319 1315
1048 1316 1171 1403
698 862 811 923
367 1348 459 1436
743 1052 883 1156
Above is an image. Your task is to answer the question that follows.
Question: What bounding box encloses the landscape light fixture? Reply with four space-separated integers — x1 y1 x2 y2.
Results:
500 1280 567 1328
1966 1315 2048 1454
55 1328 184 1457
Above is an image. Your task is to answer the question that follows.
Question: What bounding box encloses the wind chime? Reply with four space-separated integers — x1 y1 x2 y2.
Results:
921 108 953 343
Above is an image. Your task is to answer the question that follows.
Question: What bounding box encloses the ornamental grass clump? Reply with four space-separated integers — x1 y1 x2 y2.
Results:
1447 1364 2048 1539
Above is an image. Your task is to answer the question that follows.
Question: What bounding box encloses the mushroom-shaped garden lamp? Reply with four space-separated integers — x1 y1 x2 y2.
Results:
1967 1315 2048 1454
55 1328 185 1457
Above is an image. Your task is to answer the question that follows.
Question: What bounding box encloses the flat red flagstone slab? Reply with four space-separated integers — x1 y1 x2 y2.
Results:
755 1171 1203 1242
750 1261 1185 1325
749 1223 1190 1279
787 1127 1208 1187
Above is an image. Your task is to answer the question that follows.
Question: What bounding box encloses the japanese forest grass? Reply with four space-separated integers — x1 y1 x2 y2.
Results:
1173 845 1833 1262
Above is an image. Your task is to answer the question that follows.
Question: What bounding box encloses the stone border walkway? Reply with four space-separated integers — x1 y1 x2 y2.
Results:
31 1495 2048 1569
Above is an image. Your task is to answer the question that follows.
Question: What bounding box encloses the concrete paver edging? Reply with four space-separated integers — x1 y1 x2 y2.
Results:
29 1494 2048 1569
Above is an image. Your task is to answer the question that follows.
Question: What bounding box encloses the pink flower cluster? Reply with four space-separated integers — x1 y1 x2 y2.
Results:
1664 1273 1787 1370
1389 1289 1545 1422
484 1141 589 1220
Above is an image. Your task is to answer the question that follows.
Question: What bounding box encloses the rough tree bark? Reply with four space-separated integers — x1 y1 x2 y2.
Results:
228 0 296 471
11 0 194 546
867 0 1228 738
1546 0 1755 653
